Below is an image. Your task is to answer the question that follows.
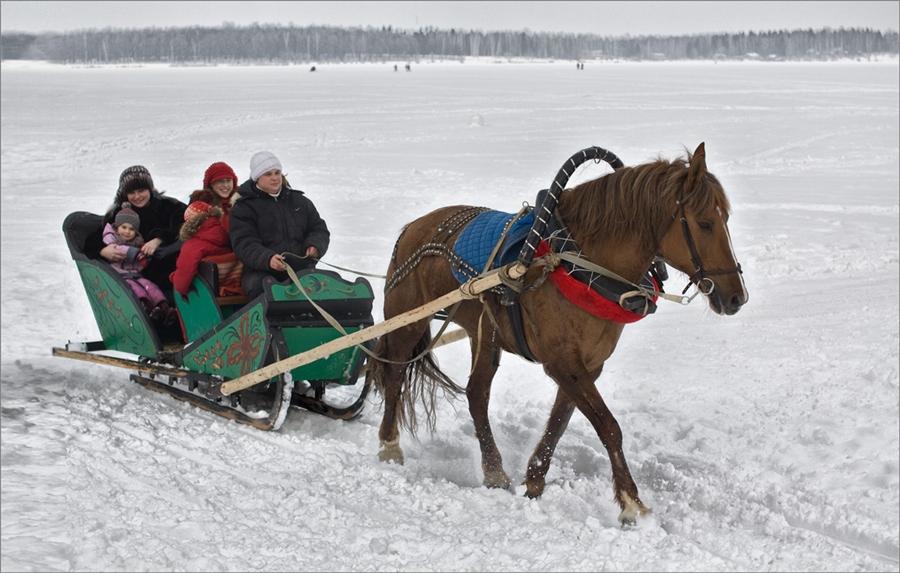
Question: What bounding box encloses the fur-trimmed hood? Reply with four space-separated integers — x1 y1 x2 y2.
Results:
179 206 224 241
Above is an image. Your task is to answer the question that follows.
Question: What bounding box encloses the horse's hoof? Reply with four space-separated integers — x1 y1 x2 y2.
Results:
522 479 545 499
482 470 512 490
617 499 651 527
378 440 404 465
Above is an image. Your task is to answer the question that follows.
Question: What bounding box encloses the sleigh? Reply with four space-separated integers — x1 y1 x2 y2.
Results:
54 211 384 430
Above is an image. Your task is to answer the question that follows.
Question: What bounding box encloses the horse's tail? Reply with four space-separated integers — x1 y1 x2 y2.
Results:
368 325 464 436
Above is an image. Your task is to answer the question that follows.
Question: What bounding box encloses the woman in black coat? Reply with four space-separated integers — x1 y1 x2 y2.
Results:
229 151 330 298
91 165 187 291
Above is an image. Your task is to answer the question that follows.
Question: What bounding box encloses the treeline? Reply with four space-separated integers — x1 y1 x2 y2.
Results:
2 24 897 63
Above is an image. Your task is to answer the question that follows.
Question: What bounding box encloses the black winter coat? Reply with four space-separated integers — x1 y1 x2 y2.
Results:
229 179 330 272
102 194 187 245
85 193 187 291
87 194 187 259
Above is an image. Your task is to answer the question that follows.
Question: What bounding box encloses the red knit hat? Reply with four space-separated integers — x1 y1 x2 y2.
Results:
203 162 238 190
184 201 215 222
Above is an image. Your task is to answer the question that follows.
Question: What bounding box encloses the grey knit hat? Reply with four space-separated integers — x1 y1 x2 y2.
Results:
114 202 140 229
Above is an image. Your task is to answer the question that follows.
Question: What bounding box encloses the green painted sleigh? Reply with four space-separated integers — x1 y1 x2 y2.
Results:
54 211 376 430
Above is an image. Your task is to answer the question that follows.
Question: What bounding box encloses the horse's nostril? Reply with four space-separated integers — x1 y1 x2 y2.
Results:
730 293 744 309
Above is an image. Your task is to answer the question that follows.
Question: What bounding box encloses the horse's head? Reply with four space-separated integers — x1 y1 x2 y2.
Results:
657 143 748 315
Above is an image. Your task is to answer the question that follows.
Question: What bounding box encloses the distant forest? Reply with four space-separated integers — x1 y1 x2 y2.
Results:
1 24 897 63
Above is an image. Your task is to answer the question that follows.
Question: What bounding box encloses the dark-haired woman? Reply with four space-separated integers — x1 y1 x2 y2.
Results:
92 165 186 291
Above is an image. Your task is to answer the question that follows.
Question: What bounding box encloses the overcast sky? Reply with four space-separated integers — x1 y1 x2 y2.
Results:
1 1 897 35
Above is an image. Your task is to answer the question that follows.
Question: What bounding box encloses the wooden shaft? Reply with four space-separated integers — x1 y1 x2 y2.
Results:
431 328 468 349
52 347 191 378
220 263 526 396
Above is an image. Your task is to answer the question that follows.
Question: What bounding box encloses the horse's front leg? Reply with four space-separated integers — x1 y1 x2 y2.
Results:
523 387 576 498
466 335 511 489
546 364 650 525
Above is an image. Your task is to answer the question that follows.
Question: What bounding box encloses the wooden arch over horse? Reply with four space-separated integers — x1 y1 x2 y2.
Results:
369 143 748 524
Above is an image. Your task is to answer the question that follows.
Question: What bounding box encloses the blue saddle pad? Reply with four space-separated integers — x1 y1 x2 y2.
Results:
451 210 534 283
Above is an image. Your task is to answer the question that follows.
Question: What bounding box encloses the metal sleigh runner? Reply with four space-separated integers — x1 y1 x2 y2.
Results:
55 143 747 525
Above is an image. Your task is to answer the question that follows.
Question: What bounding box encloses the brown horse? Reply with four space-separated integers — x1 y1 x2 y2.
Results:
368 143 748 524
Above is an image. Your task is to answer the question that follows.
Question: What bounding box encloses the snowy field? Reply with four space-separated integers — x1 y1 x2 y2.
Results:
1 59 898 571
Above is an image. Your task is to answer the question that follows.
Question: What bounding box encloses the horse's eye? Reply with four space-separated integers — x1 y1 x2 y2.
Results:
698 220 714 232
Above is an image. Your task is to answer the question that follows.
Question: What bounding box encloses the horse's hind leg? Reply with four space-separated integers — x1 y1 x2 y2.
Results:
523 387 576 498
376 360 406 464
374 321 429 464
466 334 511 489
545 364 650 525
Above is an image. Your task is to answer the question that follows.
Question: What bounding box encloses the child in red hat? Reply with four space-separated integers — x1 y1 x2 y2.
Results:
187 161 239 232
170 201 242 297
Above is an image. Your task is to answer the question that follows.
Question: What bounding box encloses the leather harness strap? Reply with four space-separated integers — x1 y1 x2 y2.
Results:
504 298 538 362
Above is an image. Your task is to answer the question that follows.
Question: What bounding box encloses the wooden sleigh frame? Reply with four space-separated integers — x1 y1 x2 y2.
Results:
54 211 472 430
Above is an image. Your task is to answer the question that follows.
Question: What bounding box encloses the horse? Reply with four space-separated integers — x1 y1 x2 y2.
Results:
367 143 748 524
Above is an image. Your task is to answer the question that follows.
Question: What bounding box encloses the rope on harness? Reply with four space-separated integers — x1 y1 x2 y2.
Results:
553 251 702 306
282 256 461 366
282 252 387 279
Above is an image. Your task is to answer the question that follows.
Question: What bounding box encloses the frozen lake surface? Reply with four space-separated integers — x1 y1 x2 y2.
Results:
1 60 898 571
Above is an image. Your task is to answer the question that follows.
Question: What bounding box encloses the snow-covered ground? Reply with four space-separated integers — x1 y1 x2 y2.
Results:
1 60 898 571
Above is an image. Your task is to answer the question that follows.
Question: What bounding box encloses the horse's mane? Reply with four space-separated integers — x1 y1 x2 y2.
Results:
557 148 730 250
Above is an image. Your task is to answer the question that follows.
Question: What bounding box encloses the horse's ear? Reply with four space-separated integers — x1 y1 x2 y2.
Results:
691 142 707 172
686 142 707 191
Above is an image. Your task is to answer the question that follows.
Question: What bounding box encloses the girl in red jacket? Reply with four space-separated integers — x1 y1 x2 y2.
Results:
169 201 243 297
187 161 239 232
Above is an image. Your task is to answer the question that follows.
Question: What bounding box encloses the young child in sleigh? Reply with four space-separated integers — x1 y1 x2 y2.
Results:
102 203 177 325
169 200 243 299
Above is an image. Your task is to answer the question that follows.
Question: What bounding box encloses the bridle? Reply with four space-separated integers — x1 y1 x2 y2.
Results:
665 185 744 297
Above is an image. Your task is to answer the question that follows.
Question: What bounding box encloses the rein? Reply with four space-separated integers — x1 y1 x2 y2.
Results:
281 255 460 366
281 246 557 369
305 258 387 279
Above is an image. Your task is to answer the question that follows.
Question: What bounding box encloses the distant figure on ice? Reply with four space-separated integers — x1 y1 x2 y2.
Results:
394 64 398 71
405 63 411 71
310 65 317 72
102 203 175 324
230 151 330 298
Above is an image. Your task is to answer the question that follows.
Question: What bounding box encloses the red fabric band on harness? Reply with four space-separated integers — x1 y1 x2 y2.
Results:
535 241 657 324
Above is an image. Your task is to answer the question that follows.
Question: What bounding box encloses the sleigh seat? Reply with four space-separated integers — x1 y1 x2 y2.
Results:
197 252 249 307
